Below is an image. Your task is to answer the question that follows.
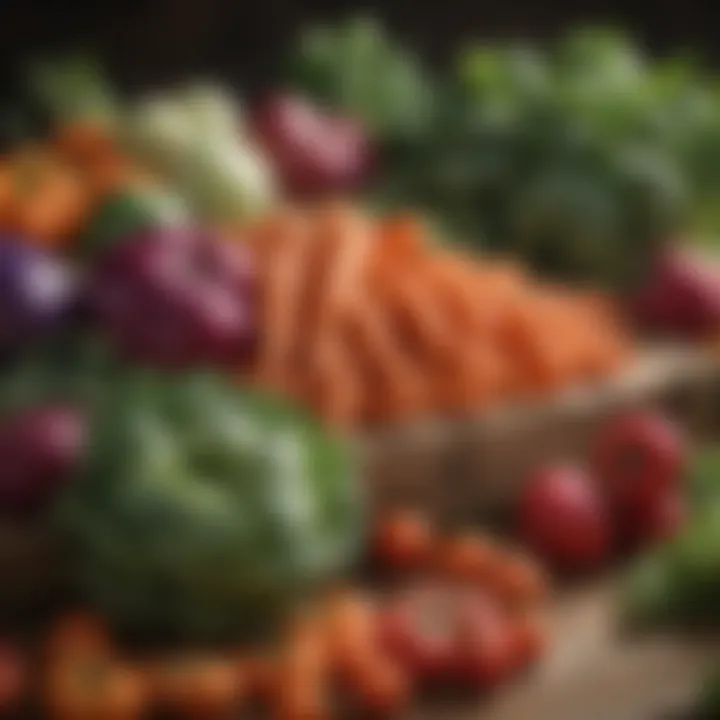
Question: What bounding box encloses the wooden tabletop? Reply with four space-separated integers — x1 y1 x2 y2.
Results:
413 581 718 720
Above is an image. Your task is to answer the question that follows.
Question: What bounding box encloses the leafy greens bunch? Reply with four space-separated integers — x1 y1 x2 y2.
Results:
289 19 720 285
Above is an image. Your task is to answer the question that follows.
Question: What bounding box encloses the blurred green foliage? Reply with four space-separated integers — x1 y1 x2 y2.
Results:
289 21 720 285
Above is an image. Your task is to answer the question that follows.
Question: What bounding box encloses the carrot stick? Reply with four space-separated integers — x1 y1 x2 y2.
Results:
300 203 374 371
251 209 314 396
303 334 363 430
368 256 458 369
343 293 429 424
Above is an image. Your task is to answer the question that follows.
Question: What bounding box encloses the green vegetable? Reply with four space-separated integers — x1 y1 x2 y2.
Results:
623 452 720 629
0 334 121 418
288 15 436 140
56 371 363 641
295 18 720 285
699 669 720 719
80 186 189 255
29 60 277 224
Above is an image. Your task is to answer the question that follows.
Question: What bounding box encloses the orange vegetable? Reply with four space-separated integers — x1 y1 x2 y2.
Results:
511 610 548 668
301 203 374 371
487 551 549 608
149 656 242 719
303 334 364 429
324 589 378 669
244 204 632 427
436 534 500 585
3 150 90 248
344 294 428 423
0 641 27 715
272 614 330 720
52 122 117 167
371 510 435 571
342 654 410 717
43 656 147 720
252 210 314 395
43 613 114 663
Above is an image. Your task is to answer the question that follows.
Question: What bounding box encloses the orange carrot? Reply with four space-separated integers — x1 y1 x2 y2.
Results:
300 203 374 371
343 294 428 423
251 210 314 396
303 334 364 430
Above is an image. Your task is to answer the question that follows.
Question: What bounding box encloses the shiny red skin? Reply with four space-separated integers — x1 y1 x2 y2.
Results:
592 411 685 514
454 596 519 690
251 93 373 197
631 246 720 338
627 489 686 550
0 405 86 515
86 229 256 370
378 586 461 682
518 465 613 573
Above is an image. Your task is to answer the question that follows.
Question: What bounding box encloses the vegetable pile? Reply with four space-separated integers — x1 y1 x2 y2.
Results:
517 410 688 574
244 203 631 428
0 16 717 720
287 19 720 285
1 512 550 719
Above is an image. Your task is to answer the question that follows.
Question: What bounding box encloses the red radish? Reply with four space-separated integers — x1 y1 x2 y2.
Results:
631 246 720 338
0 404 86 516
517 465 613 572
593 411 685 514
629 489 686 549
251 93 373 197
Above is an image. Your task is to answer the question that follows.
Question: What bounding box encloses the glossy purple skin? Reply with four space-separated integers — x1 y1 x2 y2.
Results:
86 228 256 369
0 405 87 516
0 239 77 353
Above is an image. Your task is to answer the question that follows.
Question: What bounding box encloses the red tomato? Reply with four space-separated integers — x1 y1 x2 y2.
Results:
629 488 686 549
510 611 548 670
517 465 613 573
593 411 685 513
454 595 519 690
435 534 498 584
371 510 434 572
378 585 461 682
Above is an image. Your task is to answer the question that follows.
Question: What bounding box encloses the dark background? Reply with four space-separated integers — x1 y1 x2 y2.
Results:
0 0 718 92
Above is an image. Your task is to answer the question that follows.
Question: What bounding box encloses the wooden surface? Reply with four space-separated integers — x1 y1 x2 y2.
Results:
362 344 720 521
416 582 718 720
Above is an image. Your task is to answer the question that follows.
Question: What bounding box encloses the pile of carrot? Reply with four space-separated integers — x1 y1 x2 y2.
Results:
0 511 549 720
244 202 633 429
0 121 150 250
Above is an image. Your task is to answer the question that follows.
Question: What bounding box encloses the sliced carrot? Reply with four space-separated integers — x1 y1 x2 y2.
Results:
343 294 428 424
251 209 315 395
303 334 364 430
300 203 374 371
377 212 428 259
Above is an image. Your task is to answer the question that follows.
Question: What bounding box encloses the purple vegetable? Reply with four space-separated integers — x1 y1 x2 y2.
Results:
0 239 77 353
631 246 720 338
86 228 256 369
0 404 87 516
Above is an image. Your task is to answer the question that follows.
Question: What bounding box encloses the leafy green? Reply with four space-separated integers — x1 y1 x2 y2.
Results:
288 16 436 140
56 369 364 641
623 447 720 629
292 18 720 285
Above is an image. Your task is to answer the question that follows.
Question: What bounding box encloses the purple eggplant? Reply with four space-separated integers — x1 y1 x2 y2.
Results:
0 239 77 354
